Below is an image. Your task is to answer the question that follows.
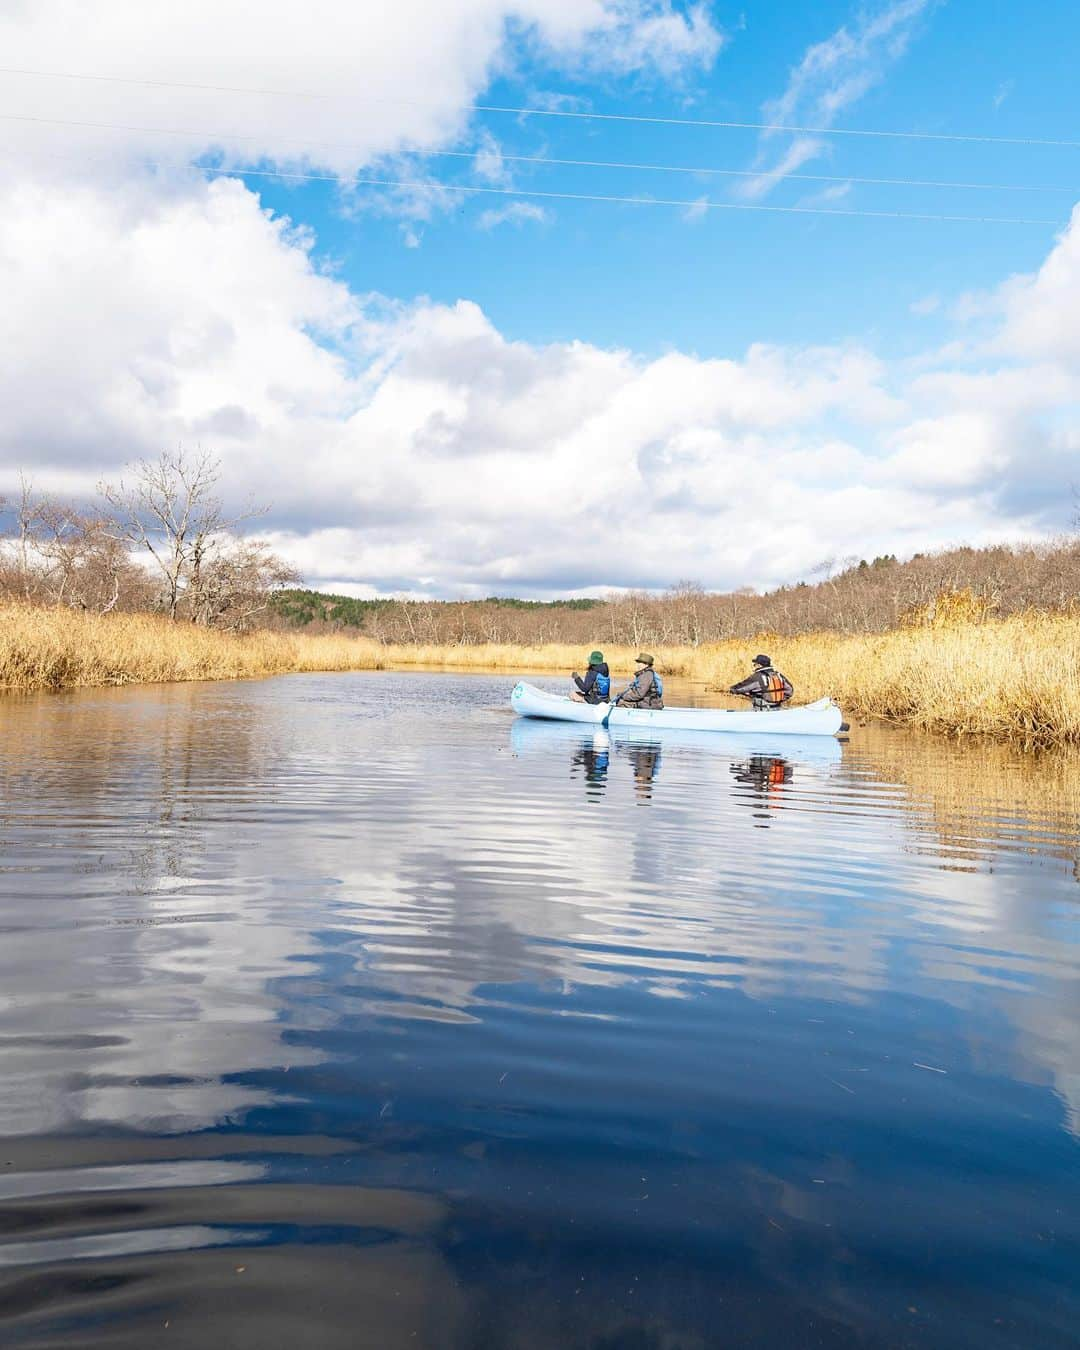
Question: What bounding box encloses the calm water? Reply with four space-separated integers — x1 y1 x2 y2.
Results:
1 672 1078 1349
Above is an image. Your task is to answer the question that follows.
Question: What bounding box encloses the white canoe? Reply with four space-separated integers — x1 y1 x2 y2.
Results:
510 681 845 737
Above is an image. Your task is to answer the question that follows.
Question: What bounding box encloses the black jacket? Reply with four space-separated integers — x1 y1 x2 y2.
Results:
574 662 610 703
730 665 793 709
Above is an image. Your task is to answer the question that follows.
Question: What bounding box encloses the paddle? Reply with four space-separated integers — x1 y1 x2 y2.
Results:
606 663 648 725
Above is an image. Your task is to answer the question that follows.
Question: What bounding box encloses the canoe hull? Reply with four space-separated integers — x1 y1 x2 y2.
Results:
510 681 844 737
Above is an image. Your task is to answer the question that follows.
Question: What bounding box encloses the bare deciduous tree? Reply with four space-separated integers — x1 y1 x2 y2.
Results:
0 482 153 613
188 538 301 631
15 474 39 601
33 499 150 613
4 454 297 625
99 449 261 619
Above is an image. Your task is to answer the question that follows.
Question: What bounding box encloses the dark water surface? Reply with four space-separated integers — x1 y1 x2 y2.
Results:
1 672 1078 1349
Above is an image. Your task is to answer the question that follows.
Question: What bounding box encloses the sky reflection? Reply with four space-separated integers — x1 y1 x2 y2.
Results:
1 674 1078 1347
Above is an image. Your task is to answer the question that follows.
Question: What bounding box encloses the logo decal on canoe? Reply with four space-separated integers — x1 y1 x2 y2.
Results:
512 683 524 698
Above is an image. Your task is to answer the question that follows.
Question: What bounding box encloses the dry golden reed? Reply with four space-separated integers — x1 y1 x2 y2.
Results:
3 603 1079 745
0 604 387 690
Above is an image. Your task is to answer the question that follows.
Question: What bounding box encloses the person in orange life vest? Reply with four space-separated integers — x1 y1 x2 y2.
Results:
729 655 794 711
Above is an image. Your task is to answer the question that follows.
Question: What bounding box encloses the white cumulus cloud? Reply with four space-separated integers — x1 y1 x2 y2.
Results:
3 173 1079 597
1 2 1077 599
0 1 723 180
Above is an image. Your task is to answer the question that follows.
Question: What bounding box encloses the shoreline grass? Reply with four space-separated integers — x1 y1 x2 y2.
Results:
0 605 389 691
2 604 1079 746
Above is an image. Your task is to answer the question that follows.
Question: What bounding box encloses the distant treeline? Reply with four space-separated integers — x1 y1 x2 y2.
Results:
269 540 1080 647
10 449 1077 649
273 591 602 631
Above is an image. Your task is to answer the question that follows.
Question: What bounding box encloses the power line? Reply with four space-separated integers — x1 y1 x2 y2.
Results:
432 149 1076 195
4 111 1077 200
2 65 1080 149
0 114 1062 222
168 165 1069 225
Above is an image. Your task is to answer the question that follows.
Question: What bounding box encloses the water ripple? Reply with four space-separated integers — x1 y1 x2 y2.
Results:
0 674 1078 1347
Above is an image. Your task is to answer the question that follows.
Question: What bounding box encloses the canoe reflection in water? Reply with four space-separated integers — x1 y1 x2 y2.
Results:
511 716 841 815
730 754 793 824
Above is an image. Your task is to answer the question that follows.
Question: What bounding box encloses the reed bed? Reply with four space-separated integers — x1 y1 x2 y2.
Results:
0 604 386 690
2 604 1079 746
739 612 1080 746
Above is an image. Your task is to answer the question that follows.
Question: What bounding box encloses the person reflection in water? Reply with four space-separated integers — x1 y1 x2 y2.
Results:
570 734 610 799
731 755 792 823
626 745 662 801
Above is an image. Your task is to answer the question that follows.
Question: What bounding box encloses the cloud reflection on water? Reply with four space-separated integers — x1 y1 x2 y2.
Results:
1 674 1078 1140
2 674 1080 1346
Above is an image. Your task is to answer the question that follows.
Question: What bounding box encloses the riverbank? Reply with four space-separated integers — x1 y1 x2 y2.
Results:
2 604 1078 745
0 605 388 690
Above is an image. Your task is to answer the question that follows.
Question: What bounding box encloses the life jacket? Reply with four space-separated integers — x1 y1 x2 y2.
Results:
631 669 662 699
594 671 611 699
759 668 793 706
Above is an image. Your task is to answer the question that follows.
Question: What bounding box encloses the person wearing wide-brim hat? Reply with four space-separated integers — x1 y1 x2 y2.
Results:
614 652 664 710
729 653 793 711
570 649 612 704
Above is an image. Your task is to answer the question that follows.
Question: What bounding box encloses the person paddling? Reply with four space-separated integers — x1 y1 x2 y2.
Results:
729 654 793 711
571 651 612 704
614 653 664 710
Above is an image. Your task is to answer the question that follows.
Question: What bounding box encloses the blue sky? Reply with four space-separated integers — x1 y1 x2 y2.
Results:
2 1 1079 598
250 0 1077 358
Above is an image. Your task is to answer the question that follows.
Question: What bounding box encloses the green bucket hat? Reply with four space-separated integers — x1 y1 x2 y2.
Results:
635 652 654 667
589 650 604 665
